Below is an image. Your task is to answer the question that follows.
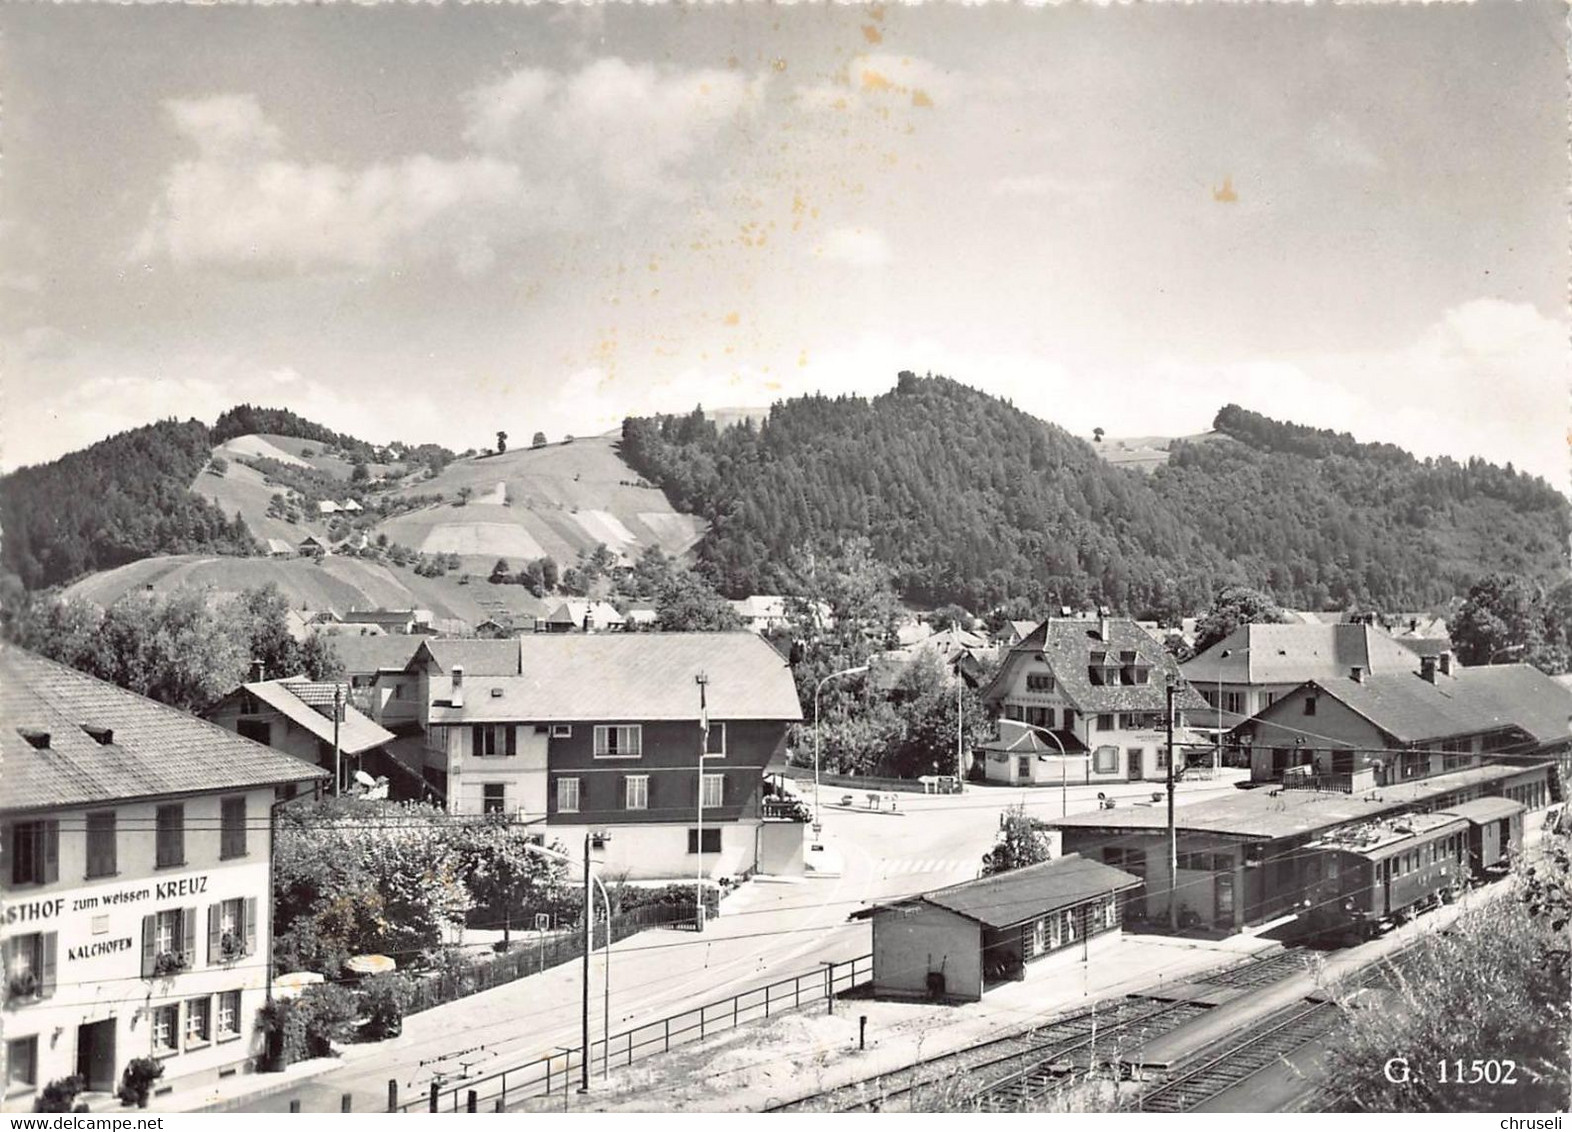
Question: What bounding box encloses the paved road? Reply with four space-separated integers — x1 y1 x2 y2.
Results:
231 773 1246 1113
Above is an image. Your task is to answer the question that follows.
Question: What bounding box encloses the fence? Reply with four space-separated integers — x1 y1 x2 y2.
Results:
405 902 707 1016
782 766 954 796
395 953 873 1112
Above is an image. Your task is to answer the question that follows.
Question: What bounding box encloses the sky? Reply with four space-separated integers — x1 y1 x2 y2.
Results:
1 1 1566 491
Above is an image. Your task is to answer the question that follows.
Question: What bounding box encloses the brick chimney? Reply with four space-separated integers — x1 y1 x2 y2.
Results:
1420 655 1437 684
1438 651 1453 676
249 659 266 683
1350 665 1364 683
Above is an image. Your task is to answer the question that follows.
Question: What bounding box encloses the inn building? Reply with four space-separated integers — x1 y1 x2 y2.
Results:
1 646 326 1108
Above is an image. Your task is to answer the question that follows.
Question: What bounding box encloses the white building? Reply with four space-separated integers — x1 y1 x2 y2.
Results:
1 646 326 1107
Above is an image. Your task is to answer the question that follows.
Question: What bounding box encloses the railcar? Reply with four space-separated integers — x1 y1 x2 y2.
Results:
1303 812 1469 942
1442 796 1525 880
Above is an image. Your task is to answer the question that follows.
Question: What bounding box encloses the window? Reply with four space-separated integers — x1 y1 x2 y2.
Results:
9 821 58 887
551 724 572 738
1026 673 1054 693
220 797 247 860
704 722 726 757
1097 714 1115 732
594 725 642 758
152 1004 180 1056
472 724 516 758
86 810 117 878
156 804 185 869
1303 696 1317 717
1119 713 1138 730
185 997 212 1048
236 718 270 746
144 908 195 977
1004 704 1025 722
687 828 721 853
701 774 724 809
2 933 55 1002
1025 706 1054 730
1221 692 1245 715
557 778 580 814
1264 691 1279 708
1062 709 1077 731
483 784 507 815
6 1036 37 1093
1093 746 1118 774
1017 756 1031 778
625 775 649 811
209 898 256 963
216 991 242 1040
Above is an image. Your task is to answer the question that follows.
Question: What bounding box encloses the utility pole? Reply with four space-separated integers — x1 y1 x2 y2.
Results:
332 683 344 797
956 670 964 786
579 831 591 1094
696 672 709 932
1165 674 1178 932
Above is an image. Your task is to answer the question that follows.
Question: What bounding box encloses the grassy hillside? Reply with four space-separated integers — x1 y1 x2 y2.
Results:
62 554 547 625
380 435 704 568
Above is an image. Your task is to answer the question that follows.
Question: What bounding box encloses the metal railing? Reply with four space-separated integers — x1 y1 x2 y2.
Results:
394 953 873 1112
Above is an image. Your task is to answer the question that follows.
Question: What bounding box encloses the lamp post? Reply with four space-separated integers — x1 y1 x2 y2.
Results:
813 665 870 843
695 672 715 933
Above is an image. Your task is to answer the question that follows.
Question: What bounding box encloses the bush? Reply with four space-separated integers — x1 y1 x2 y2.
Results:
35 1075 85 1113
358 973 416 1041
116 1058 163 1108
300 983 360 1057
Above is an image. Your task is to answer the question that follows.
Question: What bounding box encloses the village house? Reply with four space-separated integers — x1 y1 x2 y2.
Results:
870 626 995 693
203 675 404 798
1233 656 1571 802
979 617 1209 785
0 646 326 1105
540 600 625 633
264 538 294 559
296 535 330 558
341 609 433 636
410 633 804 880
1182 622 1428 754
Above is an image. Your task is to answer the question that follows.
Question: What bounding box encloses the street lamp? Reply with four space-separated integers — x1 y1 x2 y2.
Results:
1001 718 1078 817
813 665 870 843
1165 672 1179 933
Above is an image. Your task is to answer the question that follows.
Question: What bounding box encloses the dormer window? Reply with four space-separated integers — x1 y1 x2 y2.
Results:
16 728 49 750
80 724 114 745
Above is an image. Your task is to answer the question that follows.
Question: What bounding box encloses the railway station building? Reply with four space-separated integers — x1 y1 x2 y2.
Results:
852 855 1142 1003
1048 760 1554 933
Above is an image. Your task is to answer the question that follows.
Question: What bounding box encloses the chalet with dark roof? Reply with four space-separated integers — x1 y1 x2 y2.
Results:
980 617 1208 785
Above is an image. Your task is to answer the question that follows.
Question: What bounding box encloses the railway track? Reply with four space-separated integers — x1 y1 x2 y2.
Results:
1130 1000 1342 1112
765 945 1315 1114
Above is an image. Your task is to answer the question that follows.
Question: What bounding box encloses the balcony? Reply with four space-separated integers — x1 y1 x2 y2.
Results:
1280 766 1379 794
762 797 812 822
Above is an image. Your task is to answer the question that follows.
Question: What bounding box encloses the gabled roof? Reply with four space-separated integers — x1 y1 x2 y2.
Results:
411 638 522 676
1442 795 1527 825
1006 620 1040 642
426 632 803 724
543 600 625 626
1259 668 1553 747
855 855 1141 930
2 645 326 815
983 618 1207 714
265 537 295 555
1182 623 1423 686
229 678 394 755
326 635 425 676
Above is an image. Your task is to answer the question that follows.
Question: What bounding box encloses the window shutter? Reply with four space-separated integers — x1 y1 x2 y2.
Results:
141 915 156 979
39 933 57 998
208 905 221 965
42 821 58 884
506 726 517 757
472 723 482 755
182 908 198 967
245 897 259 957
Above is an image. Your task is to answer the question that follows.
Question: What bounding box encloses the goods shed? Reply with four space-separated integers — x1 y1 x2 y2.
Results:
852 855 1142 1003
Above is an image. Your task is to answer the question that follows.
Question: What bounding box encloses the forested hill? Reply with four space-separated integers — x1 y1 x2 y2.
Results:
0 420 257 590
620 374 1570 617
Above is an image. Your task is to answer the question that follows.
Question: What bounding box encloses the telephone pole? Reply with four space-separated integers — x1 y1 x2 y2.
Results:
1165 673 1178 932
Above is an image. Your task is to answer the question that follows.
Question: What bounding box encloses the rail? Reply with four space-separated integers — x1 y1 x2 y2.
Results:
394 953 873 1112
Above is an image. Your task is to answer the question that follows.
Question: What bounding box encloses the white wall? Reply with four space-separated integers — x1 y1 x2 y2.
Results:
1 788 277 1104
545 820 763 882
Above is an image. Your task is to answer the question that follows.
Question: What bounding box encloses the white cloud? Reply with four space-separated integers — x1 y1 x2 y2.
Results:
464 58 760 201
818 226 891 268
135 98 528 274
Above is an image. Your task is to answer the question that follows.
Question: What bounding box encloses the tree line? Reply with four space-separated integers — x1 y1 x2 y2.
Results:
618 375 1569 621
